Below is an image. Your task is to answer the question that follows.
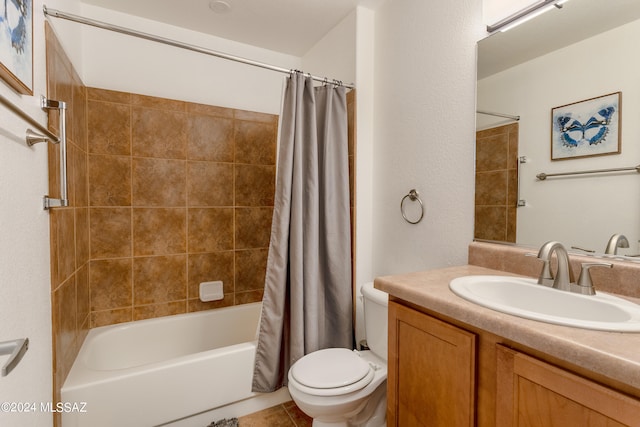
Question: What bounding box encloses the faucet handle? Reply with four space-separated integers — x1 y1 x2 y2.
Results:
525 252 554 286
575 262 614 295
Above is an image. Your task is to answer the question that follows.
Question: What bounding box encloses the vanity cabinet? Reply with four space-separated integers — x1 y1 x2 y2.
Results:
387 301 476 427
388 299 640 427
496 345 640 426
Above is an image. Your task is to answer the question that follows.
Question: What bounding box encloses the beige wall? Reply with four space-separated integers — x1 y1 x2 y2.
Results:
371 0 481 276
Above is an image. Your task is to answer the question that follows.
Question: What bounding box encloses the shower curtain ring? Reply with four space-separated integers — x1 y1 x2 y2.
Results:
400 189 424 224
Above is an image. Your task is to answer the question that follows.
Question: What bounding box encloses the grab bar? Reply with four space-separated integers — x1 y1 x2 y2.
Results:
38 97 68 209
0 338 29 377
515 156 527 207
0 93 68 208
536 164 640 180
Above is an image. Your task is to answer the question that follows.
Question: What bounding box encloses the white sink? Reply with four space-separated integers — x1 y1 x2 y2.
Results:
449 275 640 332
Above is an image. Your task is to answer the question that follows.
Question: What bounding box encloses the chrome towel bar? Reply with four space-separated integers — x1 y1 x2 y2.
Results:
536 164 640 181
0 93 59 142
0 93 68 209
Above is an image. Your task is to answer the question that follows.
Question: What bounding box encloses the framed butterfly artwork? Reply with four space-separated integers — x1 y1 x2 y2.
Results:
551 92 621 161
0 0 33 95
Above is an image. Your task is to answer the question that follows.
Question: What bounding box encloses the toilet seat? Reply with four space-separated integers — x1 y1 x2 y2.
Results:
290 348 375 396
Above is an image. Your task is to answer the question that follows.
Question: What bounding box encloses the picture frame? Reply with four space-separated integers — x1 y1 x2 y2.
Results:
550 92 621 161
0 0 33 95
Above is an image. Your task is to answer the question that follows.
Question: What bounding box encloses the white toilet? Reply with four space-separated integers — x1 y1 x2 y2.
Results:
287 282 389 427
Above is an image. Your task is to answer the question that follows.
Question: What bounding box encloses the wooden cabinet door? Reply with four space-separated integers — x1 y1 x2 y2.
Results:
496 345 640 427
387 301 477 426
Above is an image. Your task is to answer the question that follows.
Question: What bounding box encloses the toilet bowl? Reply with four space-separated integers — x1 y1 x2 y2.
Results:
287 282 388 427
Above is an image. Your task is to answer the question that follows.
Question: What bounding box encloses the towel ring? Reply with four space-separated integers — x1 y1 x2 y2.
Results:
400 189 424 224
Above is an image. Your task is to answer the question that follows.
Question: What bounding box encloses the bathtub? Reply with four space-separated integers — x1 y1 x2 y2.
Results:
61 302 290 427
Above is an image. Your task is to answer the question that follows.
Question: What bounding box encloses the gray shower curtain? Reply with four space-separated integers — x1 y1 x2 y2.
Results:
251 72 353 393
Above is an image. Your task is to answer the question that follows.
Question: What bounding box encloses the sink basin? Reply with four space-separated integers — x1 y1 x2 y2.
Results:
449 275 640 332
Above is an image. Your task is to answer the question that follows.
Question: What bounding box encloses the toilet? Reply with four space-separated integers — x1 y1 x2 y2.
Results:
287 282 389 427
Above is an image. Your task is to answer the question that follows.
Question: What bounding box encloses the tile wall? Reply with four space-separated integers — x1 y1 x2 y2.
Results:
46 23 89 427
474 123 519 242
85 88 278 326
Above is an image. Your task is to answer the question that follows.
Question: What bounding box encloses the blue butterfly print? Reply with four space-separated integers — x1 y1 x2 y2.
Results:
2 0 28 54
557 106 615 148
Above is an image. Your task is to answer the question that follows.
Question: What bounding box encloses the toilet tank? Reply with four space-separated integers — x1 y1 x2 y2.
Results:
361 282 389 361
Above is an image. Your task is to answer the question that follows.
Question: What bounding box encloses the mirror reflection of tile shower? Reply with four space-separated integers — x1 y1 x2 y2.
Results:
474 123 519 242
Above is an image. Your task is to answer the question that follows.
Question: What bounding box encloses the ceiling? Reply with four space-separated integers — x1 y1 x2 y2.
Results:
80 0 381 56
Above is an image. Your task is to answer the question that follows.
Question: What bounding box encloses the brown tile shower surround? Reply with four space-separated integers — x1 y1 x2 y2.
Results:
474 123 519 242
85 89 278 325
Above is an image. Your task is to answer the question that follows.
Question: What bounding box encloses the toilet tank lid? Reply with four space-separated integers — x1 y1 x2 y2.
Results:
361 282 388 306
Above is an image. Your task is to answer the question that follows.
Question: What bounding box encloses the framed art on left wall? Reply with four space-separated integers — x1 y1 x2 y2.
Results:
0 0 33 95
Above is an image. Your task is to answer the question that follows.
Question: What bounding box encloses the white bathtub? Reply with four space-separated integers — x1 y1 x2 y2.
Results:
61 302 290 427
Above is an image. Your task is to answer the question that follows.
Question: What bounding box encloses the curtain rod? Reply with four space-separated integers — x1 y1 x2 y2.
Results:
43 6 355 89
476 110 520 121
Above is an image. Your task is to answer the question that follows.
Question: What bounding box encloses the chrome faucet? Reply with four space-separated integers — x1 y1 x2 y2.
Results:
605 234 629 255
536 241 575 292
534 241 612 295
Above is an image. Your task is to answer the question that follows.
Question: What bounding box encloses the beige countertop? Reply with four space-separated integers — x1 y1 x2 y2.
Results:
375 264 640 392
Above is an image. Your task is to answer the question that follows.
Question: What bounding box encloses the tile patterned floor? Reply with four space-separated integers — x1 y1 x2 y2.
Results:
237 401 312 426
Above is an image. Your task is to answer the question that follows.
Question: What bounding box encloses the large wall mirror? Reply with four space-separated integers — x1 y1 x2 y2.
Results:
476 0 640 258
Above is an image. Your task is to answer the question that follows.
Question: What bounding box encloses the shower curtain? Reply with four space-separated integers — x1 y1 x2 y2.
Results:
252 72 353 393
